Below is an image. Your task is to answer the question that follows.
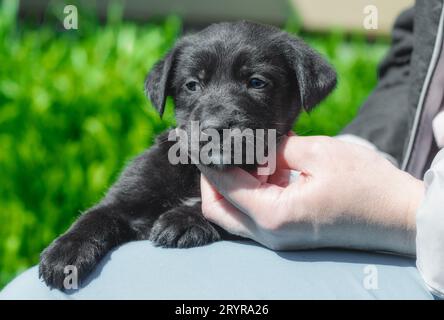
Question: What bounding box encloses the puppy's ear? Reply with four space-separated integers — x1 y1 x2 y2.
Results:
282 34 337 111
144 50 176 117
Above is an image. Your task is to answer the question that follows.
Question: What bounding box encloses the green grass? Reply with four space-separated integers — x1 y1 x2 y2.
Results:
0 0 388 288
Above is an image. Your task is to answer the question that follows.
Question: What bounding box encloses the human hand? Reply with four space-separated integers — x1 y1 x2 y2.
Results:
199 135 424 254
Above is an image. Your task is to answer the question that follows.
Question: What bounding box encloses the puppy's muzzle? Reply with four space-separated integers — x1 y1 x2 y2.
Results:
193 103 248 131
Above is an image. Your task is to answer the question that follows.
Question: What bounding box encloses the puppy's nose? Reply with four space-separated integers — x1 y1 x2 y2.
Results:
200 119 234 132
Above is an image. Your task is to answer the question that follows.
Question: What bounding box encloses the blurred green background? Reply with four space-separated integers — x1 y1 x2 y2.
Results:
0 0 389 288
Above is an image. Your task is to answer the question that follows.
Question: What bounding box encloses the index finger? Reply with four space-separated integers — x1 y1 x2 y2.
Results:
275 135 318 171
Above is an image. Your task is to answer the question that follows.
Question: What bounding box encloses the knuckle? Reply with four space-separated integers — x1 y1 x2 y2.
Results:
310 137 328 151
305 136 336 159
306 141 323 156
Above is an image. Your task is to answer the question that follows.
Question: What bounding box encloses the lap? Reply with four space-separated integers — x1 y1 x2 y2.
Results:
0 240 434 299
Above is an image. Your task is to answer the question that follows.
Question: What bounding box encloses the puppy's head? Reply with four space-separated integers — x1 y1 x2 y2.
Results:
145 21 336 168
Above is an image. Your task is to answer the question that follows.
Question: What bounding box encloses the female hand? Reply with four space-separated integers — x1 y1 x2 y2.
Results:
200 135 425 255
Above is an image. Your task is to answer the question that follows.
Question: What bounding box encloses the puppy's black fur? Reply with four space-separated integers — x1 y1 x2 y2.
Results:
39 21 336 289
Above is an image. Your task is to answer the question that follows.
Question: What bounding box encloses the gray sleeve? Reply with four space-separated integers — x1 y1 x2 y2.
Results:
416 148 444 298
341 8 415 165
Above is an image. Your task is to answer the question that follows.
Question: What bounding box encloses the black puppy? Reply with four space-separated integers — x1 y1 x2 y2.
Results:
39 21 336 289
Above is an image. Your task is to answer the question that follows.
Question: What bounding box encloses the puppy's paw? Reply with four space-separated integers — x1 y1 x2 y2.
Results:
39 234 103 290
149 209 220 248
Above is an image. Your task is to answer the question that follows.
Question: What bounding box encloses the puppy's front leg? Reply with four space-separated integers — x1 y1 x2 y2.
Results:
39 132 200 289
39 204 137 289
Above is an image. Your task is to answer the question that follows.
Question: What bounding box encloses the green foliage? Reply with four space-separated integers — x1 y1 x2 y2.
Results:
0 0 388 288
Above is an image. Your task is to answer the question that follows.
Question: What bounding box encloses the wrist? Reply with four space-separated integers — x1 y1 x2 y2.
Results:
382 169 424 229
397 171 425 232
361 169 425 255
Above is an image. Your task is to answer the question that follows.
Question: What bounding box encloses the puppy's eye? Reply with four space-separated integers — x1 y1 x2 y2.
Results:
185 81 199 92
248 78 267 89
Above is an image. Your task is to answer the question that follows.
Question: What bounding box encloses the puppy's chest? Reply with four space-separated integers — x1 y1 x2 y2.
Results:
176 171 202 208
179 196 202 207
159 165 202 209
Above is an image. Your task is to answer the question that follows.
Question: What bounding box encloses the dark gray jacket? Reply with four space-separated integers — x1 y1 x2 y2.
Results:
342 0 444 179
